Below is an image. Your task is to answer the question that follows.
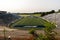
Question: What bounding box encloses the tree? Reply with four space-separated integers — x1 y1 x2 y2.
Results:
50 10 55 13
58 9 60 13
44 24 57 40
29 29 39 40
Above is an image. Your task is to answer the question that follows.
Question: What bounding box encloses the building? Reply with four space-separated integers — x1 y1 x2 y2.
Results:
0 11 7 14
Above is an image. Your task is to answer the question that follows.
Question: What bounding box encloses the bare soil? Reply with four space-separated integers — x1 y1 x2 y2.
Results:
0 26 60 40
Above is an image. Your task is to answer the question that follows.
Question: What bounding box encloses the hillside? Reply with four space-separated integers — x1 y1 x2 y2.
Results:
0 13 21 26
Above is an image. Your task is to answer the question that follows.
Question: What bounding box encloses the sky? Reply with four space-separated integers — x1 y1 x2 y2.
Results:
0 0 60 13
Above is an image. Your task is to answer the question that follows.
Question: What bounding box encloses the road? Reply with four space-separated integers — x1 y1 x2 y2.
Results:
43 13 60 28
43 13 60 37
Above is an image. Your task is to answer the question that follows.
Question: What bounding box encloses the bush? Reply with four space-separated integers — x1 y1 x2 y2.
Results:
29 29 36 35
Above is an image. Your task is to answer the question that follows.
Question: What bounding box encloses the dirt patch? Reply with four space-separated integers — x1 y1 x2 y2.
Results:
0 35 34 40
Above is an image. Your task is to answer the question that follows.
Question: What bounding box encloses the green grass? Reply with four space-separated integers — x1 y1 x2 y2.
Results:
9 16 56 30
18 14 41 17
33 14 41 17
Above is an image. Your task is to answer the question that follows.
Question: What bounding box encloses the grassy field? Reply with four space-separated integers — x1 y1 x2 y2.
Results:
9 16 55 30
18 14 41 17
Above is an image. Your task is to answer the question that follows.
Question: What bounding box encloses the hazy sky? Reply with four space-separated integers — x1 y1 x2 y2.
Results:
0 0 60 13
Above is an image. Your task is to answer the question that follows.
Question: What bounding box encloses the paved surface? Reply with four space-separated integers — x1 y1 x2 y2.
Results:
43 13 60 37
43 13 60 28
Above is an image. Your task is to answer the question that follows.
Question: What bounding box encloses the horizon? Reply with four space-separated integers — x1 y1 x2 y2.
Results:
0 0 60 13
